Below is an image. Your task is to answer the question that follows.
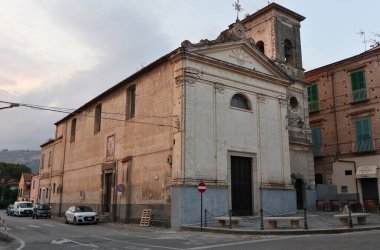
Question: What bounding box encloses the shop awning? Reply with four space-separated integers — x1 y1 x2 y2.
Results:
356 165 378 178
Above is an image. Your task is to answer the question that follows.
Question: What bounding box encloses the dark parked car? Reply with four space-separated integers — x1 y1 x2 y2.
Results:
32 203 51 219
6 204 14 216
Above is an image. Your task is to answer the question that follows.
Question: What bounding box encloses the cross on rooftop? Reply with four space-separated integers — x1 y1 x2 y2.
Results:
233 0 243 21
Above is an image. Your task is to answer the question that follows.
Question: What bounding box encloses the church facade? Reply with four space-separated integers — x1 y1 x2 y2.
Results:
39 3 314 228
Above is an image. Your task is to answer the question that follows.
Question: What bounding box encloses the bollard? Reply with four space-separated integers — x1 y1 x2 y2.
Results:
229 210 232 229
204 209 207 227
348 205 353 228
260 209 264 230
303 208 308 230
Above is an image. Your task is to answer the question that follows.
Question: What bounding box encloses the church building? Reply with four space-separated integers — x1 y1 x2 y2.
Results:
39 3 314 228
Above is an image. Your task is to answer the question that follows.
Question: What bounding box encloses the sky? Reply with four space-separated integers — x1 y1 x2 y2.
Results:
0 0 379 151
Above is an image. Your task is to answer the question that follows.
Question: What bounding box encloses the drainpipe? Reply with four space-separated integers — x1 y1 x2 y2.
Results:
58 123 68 217
330 71 340 154
335 158 360 206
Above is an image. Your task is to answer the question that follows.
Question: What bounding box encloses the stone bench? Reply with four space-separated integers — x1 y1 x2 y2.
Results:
214 216 242 227
334 213 370 226
264 216 303 229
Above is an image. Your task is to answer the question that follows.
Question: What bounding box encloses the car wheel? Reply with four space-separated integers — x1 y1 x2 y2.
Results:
64 216 68 224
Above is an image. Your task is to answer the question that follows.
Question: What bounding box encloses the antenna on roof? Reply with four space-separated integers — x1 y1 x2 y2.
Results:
233 0 243 21
357 29 367 51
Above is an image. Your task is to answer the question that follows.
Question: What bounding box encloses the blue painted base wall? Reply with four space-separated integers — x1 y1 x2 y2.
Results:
261 189 297 215
171 185 228 228
306 189 316 210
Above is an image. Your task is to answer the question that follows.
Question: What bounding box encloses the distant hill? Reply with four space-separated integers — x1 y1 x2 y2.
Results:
0 150 40 173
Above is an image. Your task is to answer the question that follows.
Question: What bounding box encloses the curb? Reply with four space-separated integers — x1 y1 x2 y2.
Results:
181 225 380 235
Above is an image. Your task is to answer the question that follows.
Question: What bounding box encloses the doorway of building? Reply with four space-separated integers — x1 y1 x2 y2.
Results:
361 178 379 210
231 156 252 216
295 179 305 209
103 173 113 213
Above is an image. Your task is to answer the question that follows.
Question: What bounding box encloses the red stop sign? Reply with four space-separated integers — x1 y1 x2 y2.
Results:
198 182 207 193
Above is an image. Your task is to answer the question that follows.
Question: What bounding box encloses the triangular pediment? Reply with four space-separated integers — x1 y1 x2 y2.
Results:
188 40 286 79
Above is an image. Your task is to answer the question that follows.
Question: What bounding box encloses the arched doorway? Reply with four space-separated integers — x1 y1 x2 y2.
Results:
295 179 305 209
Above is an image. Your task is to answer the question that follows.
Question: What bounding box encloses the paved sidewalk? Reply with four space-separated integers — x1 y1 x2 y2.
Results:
181 210 380 235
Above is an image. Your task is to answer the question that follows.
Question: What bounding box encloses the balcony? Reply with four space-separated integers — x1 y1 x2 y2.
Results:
308 100 319 113
352 139 375 153
352 88 368 103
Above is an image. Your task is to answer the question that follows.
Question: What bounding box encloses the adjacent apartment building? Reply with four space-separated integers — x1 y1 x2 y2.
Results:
305 45 380 211
39 3 314 227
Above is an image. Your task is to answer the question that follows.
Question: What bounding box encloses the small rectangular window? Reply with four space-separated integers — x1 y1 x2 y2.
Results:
355 117 373 152
53 183 56 193
48 151 52 168
41 154 45 169
70 118 77 142
341 186 348 193
351 70 367 102
311 126 322 157
94 104 102 133
345 170 352 175
307 82 319 112
126 85 136 118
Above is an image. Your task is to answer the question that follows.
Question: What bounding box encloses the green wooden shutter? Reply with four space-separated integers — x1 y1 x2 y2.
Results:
351 70 367 102
355 118 372 151
311 127 322 156
307 83 319 112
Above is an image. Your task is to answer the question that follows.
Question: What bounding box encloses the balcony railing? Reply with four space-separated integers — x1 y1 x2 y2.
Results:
308 100 319 113
352 88 368 103
353 139 375 153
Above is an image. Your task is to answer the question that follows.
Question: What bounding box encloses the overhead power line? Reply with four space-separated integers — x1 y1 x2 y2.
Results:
0 100 179 129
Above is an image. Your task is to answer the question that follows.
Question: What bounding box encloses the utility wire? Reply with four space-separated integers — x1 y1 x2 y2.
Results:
0 100 179 129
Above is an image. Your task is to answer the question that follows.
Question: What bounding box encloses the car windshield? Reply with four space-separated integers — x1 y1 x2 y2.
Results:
19 203 33 208
76 206 94 212
37 204 50 210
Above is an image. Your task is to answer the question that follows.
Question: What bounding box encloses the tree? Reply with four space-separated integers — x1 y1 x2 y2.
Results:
0 162 31 201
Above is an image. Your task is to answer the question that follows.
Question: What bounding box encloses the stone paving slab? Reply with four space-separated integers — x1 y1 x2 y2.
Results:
182 210 380 234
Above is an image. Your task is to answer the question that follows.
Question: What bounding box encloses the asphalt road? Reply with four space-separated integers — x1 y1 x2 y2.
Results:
1 210 380 250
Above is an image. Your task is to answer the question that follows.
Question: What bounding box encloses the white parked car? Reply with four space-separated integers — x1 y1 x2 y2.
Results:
64 206 99 224
13 201 33 216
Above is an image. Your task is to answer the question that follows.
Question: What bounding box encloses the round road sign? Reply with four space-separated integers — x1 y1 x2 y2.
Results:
198 182 207 193
116 184 125 192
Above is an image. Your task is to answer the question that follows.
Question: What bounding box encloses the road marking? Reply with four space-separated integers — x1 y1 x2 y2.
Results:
10 234 25 250
187 236 298 249
91 235 182 250
28 225 40 228
43 224 55 227
51 238 99 248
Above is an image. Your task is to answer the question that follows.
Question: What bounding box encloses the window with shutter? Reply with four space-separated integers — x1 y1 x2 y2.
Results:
355 117 373 152
307 83 318 112
351 70 367 102
311 126 322 157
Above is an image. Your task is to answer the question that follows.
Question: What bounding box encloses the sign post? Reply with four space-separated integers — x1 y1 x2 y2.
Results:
198 182 207 231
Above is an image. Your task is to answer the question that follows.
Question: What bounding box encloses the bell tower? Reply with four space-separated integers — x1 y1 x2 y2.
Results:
242 3 305 80
242 3 315 208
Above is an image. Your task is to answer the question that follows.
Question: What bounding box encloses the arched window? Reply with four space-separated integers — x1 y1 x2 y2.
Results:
230 94 251 110
284 39 293 64
256 41 265 54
